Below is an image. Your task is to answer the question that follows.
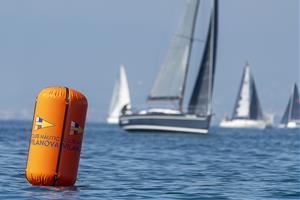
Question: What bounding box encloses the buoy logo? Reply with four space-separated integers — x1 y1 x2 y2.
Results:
70 121 83 135
35 117 54 130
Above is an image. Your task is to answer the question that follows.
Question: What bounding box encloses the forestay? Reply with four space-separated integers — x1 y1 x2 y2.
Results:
188 0 218 116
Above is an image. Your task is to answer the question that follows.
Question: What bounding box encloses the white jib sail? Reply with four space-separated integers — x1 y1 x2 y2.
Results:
235 64 251 118
107 65 131 124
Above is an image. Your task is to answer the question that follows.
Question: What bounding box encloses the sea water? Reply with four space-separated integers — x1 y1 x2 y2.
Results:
0 120 299 199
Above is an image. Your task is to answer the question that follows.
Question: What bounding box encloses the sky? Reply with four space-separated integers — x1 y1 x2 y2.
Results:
0 0 298 124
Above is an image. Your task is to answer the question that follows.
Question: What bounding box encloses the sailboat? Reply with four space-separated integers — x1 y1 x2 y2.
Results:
220 63 272 129
119 0 218 134
107 65 131 124
279 84 300 128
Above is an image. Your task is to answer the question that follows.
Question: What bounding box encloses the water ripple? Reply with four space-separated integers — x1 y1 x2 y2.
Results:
0 121 299 199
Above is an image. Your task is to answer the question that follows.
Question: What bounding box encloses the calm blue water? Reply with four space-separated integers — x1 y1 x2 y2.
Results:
0 120 299 199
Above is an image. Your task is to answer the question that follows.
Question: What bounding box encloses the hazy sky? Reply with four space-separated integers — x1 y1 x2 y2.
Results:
0 0 298 124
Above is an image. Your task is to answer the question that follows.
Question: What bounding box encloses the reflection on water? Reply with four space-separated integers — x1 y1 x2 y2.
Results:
21 185 80 199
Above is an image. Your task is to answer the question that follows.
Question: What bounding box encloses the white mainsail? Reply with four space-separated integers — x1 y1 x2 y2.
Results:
148 0 200 102
107 65 131 124
235 64 251 118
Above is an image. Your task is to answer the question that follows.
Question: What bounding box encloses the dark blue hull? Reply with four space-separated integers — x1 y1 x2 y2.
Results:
119 113 211 134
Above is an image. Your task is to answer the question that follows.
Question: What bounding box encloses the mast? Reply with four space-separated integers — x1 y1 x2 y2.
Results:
187 0 218 116
179 0 200 111
207 0 218 115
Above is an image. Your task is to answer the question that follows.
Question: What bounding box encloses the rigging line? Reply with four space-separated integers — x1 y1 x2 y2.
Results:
174 34 206 43
207 0 217 116
179 0 201 112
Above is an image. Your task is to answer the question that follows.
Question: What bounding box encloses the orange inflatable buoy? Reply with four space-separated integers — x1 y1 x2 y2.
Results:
25 86 88 186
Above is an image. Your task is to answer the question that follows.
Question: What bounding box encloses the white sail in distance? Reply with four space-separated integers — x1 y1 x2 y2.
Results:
280 83 300 128
107 65 131 124
232 62 264 120
235 64 251 118
219 62 269 129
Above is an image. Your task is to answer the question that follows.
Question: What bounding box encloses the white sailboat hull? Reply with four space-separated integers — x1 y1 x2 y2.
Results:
220 119 270 129
279 121 300 129
287 121 300 128
120 113 211 134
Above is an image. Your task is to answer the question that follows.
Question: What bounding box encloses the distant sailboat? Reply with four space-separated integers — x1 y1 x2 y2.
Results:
119 0 218 134
279 84 300 128
220 63 272 129
107 65 131 124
